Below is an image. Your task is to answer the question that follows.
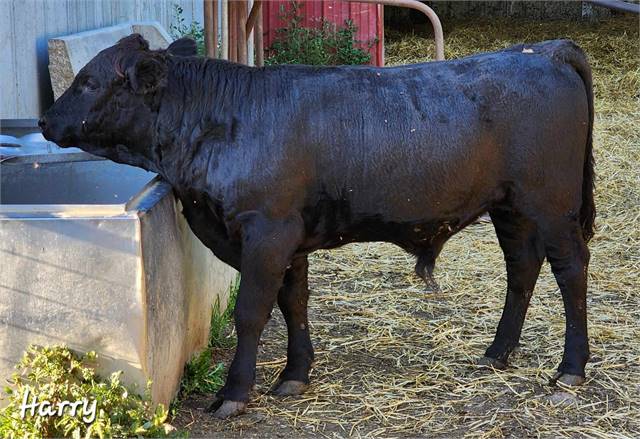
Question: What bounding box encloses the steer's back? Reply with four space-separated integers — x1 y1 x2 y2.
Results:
210 41 590 253
265 42 588 238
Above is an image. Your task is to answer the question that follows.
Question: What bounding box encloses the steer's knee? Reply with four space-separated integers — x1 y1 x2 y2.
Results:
234 302 272 337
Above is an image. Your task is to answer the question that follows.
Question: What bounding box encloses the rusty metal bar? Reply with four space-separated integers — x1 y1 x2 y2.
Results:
378 4 384 65
204 0 216 58
228 0 237 62
346 0 444 61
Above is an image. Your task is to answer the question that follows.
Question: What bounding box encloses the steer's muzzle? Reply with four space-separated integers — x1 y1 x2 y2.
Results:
38 115 56 142
39 113 77 147
37 116 49 132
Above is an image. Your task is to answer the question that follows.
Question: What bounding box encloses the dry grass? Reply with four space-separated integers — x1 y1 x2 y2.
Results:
174 17 640 438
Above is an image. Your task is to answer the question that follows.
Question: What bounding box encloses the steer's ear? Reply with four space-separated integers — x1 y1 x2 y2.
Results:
167 37 197 57
124 54 168 94
117 33 150 50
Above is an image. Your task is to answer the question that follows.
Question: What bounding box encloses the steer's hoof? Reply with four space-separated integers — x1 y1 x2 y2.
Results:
477 356 507 370
270 380 308 396
207 396 247 419
550 371 585 387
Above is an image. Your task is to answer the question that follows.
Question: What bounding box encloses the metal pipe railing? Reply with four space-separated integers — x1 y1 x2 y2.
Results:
246 0 264 66
347 0 445 61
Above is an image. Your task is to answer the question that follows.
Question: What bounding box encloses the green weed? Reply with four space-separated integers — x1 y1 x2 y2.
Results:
178 278 239 400
169 4 205 56
266 1 374 66
0 345 173 439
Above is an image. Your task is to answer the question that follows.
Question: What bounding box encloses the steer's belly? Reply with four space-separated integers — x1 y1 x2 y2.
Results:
298 181 505 254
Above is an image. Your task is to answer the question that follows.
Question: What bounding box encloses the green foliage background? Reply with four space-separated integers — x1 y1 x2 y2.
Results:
266 1 374 66
169 4 206 56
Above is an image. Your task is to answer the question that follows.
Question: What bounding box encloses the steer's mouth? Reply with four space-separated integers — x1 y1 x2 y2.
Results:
43 133 77 148
42 131 78 148
38 116 81 148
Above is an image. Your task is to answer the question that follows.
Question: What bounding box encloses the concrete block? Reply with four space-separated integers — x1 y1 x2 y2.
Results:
132 21 173 50
48 22 172 100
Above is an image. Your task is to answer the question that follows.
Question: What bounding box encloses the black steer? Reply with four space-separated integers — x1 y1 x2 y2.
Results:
40 34 595 418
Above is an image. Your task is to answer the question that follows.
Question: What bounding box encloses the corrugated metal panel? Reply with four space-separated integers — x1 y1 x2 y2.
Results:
263 1 383 66
1 0 204 119
0 2 18 118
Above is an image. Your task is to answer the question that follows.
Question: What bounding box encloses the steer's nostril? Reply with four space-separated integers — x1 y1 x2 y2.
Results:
38 116 47 130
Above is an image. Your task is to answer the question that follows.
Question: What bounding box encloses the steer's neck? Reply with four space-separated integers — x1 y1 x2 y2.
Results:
165 57 258 125
152 57 261 186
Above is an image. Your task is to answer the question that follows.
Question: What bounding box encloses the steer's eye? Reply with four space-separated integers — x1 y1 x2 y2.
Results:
81 78 100 93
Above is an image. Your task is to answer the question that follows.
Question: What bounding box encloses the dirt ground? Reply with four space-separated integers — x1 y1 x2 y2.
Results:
173 17 640 438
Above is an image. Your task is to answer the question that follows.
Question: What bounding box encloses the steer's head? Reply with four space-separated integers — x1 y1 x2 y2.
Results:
40 34 196 169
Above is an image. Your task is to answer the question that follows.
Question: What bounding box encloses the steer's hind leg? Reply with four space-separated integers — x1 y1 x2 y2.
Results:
481 207 545 369
208 212 304 419
271 255 314 396
543 221 590 386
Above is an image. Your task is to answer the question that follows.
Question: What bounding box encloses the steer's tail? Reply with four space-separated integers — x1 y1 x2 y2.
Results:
535 40 596 242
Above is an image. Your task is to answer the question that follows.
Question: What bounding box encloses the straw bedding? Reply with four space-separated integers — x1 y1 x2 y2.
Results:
175 17 639 438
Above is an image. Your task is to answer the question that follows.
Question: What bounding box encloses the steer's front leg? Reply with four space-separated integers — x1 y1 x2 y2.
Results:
208 211 304 419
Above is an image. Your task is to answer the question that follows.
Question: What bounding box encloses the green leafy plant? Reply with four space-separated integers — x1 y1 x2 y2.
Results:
179 278 239 399
266 1 374 66
169 4 205 56
0 345 174 438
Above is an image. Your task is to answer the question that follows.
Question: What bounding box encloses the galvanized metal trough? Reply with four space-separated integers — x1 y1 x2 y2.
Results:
0 121 237 406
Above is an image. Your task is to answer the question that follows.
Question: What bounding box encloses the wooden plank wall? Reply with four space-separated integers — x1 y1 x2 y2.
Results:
0 0 205 119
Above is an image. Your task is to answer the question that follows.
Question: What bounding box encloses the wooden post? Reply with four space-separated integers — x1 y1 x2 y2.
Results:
204 0 215 58
254 2 263 66
237 0 248 65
